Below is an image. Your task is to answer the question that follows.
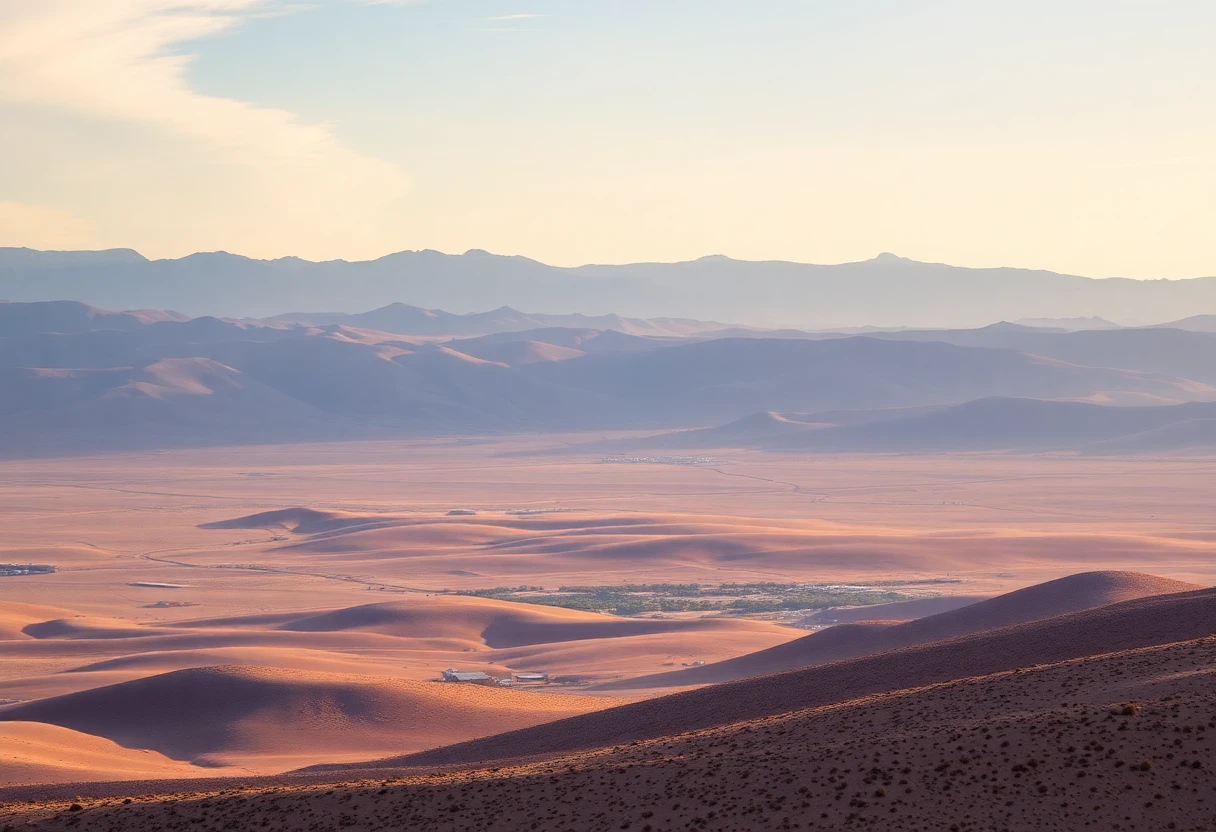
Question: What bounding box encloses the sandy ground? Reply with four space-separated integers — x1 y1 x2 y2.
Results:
1 436 1215 786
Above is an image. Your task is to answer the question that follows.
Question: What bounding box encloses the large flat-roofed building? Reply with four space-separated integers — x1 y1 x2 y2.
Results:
442 668 492 683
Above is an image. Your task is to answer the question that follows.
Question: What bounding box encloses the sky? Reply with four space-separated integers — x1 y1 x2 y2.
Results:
0 0 1214 278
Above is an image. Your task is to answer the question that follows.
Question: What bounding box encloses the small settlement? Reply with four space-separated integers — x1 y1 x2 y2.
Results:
441 669 550 687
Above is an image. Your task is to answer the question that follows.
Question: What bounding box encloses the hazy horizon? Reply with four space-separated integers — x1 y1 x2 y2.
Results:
2 2 1215 279
6 244 1216 284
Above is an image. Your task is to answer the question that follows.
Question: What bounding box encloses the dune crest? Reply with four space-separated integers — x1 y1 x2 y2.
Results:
0 722 212 786
0 665 620 772
597 570 1200 690
390 578 1215 767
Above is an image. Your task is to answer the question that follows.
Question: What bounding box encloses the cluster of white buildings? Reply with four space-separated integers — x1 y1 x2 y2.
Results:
441 669 550 686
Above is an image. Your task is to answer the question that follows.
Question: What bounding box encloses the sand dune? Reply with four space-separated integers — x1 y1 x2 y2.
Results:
0 722 208 786
276 596 701 647
63 647 414 678
889 570 1198 638
20 617 179 640
215 508 962 578
12 625 1216 829
0 603 91 641
799 594 990 625
592 571 1198 690
4 438 1216 814
198 506 373 534
607 571 1200 692
389 578 1214 767
0 587 800 705
189 507 1216 595
194 593 795 652
591 619 900 690
0 665 619 772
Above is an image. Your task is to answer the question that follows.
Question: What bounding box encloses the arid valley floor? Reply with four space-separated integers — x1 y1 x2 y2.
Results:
2 438 1215 829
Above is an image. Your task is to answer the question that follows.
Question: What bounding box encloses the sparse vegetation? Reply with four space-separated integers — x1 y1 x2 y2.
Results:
0 564 55 577
454 582 925 616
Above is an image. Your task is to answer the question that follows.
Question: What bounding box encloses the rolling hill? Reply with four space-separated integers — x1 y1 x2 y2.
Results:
1 572 1213 831
0 666 618 771
34 634 1211 831
596 571 1199 690
3 300 1216 454
1157 314 1216 332
871 323 1216 385
523 338 1215 425
0 358 374 455
385 577 1214 768
0 299 187 336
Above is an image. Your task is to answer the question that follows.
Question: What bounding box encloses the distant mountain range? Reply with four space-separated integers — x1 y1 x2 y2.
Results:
3 299 1216 456
4 247 1216 328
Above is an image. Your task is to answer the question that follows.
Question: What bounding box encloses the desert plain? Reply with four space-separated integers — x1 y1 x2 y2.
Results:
2 436 1215 793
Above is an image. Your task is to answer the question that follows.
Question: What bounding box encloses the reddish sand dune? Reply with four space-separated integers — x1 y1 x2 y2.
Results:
387 580 1216 767
198 507 376 534
189 506 1216 591
890 570 1199 639
799 594 990 625
64 646 416 678
0 665 619 772
0 593 799 703
0 603 89 641
10 635 1216 830
170 593 794 651
0 722 209 786
20 617 184 640
591 620 901 691
598 571 1199 690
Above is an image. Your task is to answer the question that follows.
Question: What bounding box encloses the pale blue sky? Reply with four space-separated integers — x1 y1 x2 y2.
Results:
0 1 1213 276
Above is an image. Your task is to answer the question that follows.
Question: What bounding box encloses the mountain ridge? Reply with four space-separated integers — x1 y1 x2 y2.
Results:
5 247 1216 326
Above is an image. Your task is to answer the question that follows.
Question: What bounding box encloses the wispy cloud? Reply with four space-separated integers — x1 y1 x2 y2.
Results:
0 0 409 258
484 13 546 21
0 2 402 168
